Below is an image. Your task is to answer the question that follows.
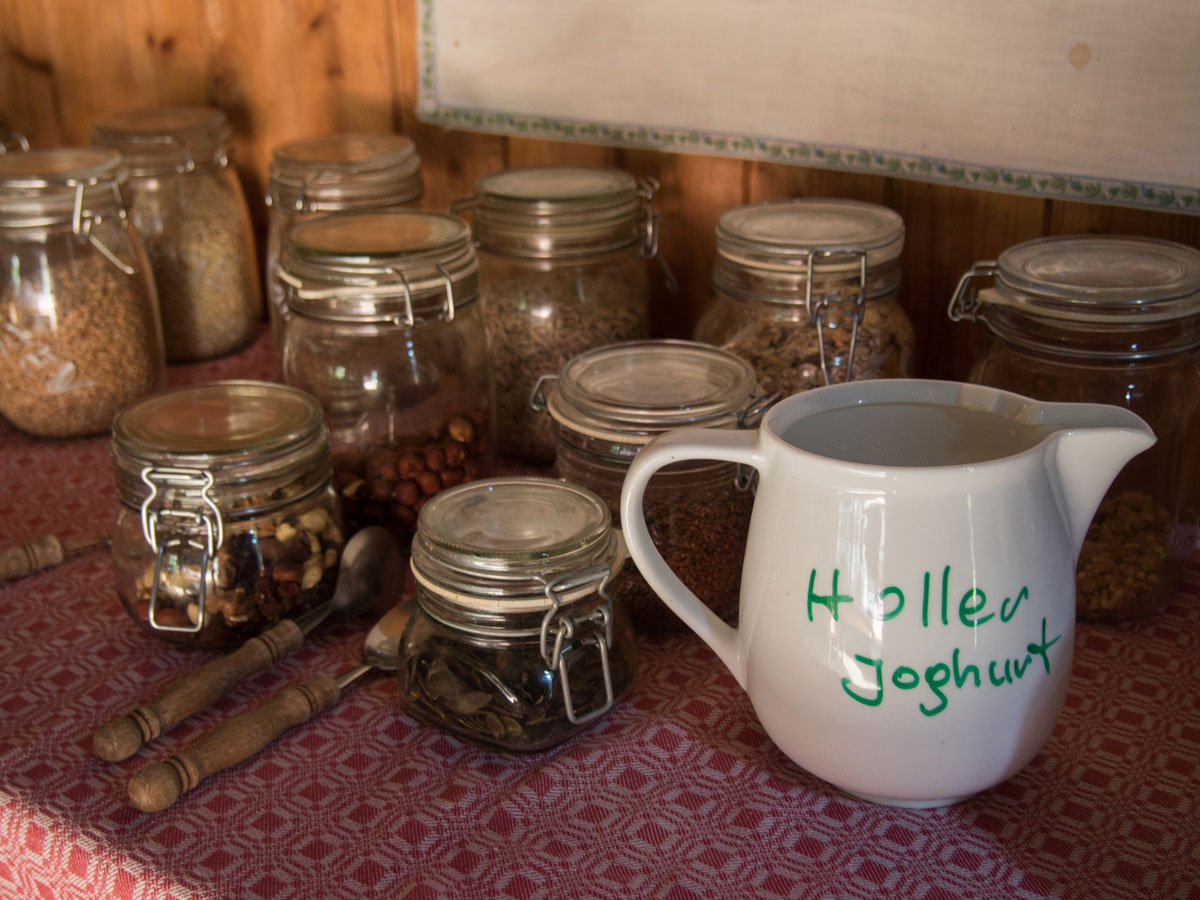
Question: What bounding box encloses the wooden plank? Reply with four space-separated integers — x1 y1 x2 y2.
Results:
1049 200 1200 248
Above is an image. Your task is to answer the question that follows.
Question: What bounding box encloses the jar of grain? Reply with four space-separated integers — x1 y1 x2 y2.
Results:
0 113 28 154
454 166 663 464
92 106 262 362
265 133 424 351
278 210 494 551
0 147 165 438
110 380 346 649
536 340 771 635
694 199 914 395
949 234 1200 622
400 476 636 751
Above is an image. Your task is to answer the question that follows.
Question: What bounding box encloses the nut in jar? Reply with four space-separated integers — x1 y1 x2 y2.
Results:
111 381 346 648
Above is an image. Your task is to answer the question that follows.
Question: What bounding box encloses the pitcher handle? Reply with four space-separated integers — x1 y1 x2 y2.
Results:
620 428 765 688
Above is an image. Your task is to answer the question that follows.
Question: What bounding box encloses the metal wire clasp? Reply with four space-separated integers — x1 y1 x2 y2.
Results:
538 564 615 725
138 466 224 633
65 176 136 276
635 176 679 293
948 261 999 323
805 247 869 386
529 374 559 413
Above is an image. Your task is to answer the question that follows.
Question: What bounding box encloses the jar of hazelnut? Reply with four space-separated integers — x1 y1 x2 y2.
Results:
265 133 424 350
949 234 1200 622
110 381 346 649
278 210 494 550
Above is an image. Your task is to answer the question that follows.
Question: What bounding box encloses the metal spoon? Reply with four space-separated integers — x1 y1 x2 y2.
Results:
93 527 403 762
127 598 413 813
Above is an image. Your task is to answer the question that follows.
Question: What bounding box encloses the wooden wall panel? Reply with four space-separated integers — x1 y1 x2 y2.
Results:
1 0 1198 383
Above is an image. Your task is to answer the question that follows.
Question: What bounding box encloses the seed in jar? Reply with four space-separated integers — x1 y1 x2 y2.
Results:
299 508 330 533
447 417 475 444
1075 489 1170 620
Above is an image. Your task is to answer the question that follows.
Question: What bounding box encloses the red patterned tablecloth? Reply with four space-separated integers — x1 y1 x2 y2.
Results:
1 328 1198 900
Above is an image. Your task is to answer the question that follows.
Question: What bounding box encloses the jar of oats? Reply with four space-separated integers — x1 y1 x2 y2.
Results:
694 199 914 395
949 234 1200 622
92 107 262 362
454 166 663 464
0 147 165 438
265 133 423 350
536 340 771 635
111 380 345 649
278 210 494 551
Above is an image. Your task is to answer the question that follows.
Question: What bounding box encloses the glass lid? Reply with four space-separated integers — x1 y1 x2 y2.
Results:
0 147 120 186
92 107 231 173
476 166 637 208
990 235 1200 322
717 199 904 272
111 380 325 471
411 477 619 607
268 133 423 210
0 147 124 225
546 340 759 444
274 133 418 170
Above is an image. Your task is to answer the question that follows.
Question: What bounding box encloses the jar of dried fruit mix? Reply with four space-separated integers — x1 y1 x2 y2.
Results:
92 107 262 362
265 133 424 350
399 477 636 751
110 381 346 649
949 234 1200 622
535 340 772 635
0 147 165 438
278 210 494 550
694 198 914 395
453 166 665 464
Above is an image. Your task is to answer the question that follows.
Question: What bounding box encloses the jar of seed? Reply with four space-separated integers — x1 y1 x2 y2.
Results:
278 210 494 550
535 340 772 635
0 113 28 154
694 198 914 395
400 476 636 751
110 380 346 649
265 133 424 350
92 106 262 363
950 235 1200 623
0 147 165 438
453 166 665 464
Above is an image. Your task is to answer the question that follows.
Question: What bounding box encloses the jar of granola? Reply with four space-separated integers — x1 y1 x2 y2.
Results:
110 380 346 649
92 107 262 362
454 166 665 464
535 340 771 635
949 234 1200 622
694 198 914 394
265 133 424 350
399 476 636 751
0 147 165 438
278 210 493 550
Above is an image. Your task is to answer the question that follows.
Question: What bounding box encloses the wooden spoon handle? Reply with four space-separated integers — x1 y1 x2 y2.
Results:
0 534 64 581
127 671 340 814
92 619 304 762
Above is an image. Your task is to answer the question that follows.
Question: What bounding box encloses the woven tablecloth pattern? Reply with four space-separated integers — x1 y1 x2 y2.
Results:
1 329 1198 900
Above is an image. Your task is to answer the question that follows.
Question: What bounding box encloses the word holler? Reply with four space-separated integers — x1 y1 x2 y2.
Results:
806 567 1064 717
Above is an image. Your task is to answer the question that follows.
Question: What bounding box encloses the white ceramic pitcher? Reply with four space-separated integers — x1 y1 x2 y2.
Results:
619 379 1154 807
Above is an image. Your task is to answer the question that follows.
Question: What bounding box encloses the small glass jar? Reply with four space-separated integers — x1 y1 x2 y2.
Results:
265 133 424 350
536 340 770 635
949 234 1200 622
694 198 914 395
454 166 664 464
0 147 165 438
278 210 494 549
110 380 346 649
92 107 262 362
399 476 636 751
0 113 28 154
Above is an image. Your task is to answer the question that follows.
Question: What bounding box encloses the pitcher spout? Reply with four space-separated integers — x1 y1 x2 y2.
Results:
1039 404 1156 559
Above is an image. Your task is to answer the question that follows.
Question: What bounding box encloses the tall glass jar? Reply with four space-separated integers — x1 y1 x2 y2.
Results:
400 476 636 751
454 166 663 464
110 381 346 649
949 234 1200 622
265 133 424 350
694 198 914 395
0 113 28 154
92 107 262 362
278 210 494 549
536 340 771 635
0 147 165 438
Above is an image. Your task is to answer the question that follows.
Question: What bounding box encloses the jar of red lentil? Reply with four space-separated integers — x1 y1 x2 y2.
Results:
694 198 914 395
535 340 771 635
949 234 1200 622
